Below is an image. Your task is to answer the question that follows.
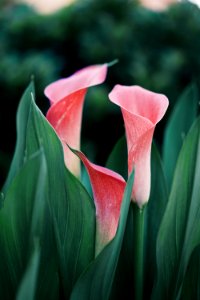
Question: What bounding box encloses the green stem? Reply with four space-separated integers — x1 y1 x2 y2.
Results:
132 203 145 300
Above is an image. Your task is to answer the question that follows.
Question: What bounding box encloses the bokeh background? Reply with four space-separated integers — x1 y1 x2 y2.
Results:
1 0 200 187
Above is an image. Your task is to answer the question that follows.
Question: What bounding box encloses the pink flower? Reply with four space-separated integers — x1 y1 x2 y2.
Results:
109 85 169 208
44 64 107 176
72 149 126 255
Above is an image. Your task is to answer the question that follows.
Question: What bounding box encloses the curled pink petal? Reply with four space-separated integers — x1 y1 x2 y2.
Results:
73 149 126 255
44 64 107 104
45 64 107 176
109 85 169 207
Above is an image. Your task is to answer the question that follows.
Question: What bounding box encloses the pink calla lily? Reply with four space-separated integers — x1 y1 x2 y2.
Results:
72 149 126 255
44 64 107 176
109 85 169 208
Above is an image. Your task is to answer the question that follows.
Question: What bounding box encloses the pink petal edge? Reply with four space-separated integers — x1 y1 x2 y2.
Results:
44 64 107 104
73 149 126 255
109 85 169 125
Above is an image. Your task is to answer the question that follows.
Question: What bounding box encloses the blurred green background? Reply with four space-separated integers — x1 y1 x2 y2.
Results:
1 0 200 187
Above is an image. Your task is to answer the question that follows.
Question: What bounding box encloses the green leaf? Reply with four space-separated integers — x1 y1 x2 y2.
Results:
179 245 200 300
2 82 35 193
1 82 59 299
108 202 134 299
16 244 40 300
25 93 96 298
70 170 134 300
106 135 128 180
0 150 47 299
163 84 199 189
143 143 169 298
153 117 200 299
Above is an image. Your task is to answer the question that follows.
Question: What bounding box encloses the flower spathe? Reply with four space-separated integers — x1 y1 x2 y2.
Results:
109 85 169 208
72 149 126 255
44 64 107 176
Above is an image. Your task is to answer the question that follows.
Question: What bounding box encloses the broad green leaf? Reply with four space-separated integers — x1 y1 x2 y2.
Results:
106 135 128 180
163 84 199 189
2 82 35 193
16 244 40 300
1 82 59 299
153 117 200 299
25 94 95 298
179 245 200 300
0 150 47 299
70 170 134 300
109 203 134 299
34 221 59 300
144 143 168 298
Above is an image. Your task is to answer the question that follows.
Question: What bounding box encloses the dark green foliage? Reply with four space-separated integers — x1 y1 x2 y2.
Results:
0 83 96 299
153 117 200 299
143 143 169 298
0 150 47 299
163 83 199 189
180 245 200 300
16 244 41 300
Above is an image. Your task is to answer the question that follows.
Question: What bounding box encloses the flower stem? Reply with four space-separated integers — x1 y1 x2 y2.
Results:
132 203 145 300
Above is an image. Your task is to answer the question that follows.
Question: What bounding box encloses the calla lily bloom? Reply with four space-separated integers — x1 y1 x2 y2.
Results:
44 64 107 176
72 149 126 255
109 85 169 208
